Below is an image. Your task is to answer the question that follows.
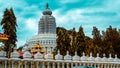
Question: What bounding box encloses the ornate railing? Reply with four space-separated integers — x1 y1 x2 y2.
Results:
0 50 120 68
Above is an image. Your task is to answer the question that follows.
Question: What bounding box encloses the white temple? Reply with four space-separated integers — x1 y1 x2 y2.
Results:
23 3 57 53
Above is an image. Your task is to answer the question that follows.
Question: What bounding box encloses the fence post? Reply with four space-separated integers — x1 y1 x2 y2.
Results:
12 61 14 68
25 61 27 68
52 62 55 68
42 62 45 68
62 62 64 68
18 61 20 68
57 62 60 68
36 62 39 68
47 62 50 68
71 62 73 68
98 64 100 68
5 61 7 68
93 63 96 68
75 62 77 66
30 61 32 68
67 63 69 68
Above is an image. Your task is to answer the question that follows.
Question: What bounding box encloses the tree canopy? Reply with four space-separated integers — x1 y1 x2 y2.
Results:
56 26 120 58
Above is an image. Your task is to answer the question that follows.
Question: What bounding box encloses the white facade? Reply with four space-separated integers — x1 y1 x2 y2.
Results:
25 34 56 51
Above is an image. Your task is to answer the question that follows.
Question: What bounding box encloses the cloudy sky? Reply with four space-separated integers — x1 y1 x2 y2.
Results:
0 0 120 47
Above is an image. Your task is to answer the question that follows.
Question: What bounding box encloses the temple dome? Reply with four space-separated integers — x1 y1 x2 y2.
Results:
38 3 56 34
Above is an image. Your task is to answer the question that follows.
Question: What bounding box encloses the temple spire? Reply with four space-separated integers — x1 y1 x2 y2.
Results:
46 3 49 9
43 3 52 15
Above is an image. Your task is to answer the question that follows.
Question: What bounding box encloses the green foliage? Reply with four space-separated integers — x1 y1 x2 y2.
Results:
76 26 86 56
56 29 71 56
0 8 17 57
56 25 120 58
103 26 120 57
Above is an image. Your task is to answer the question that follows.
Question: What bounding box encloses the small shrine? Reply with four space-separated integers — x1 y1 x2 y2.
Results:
31 42 44 55
0 33 8 51
0 33 9 42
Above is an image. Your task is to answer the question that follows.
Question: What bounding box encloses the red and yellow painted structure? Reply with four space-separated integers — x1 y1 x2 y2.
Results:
0 33 9 42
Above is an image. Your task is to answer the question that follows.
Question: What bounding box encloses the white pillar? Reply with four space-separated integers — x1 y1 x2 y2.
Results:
67 63 69 68
36 62 39 68
57 62 60 68
87 63 89 67
110 64 112 68
98 64 100 68
42 62 45 68
71 62 73 68
46 47 48 54
83 63 85 66
25 61 27 68
18 61 20 68
75 63 77 66
113 64 115 68
45 40 46 44
90 63 92 66
52 62 55 68
62 62 65 68
104 64 107 68
47 62 50 68
12 61 14 68
101 64 103 68
116 64 119 68
79 63 81 66
31 61 32 68
94 63 96 68
9 60 11 68
5 61 7 68
107 64 109 68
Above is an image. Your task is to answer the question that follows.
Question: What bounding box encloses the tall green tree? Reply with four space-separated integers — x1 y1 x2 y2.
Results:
92 26 102 56
103 26 119 57
92 26 102 46
76 26 86 56
1 8 17 57
56 29 71 56
84 36 93 57
69 28 77 56
56 29 64 52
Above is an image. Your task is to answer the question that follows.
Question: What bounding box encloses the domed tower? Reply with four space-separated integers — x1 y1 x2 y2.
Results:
23 3 57 54
38 3 56 34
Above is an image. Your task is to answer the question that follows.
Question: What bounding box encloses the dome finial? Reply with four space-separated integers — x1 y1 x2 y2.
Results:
43 3 52 15
46 3 49 9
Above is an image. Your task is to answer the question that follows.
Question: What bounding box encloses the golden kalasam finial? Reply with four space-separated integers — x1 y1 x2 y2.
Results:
31 42 44 54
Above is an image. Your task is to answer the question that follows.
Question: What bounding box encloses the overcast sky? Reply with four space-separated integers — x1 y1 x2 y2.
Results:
0 0 120 47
